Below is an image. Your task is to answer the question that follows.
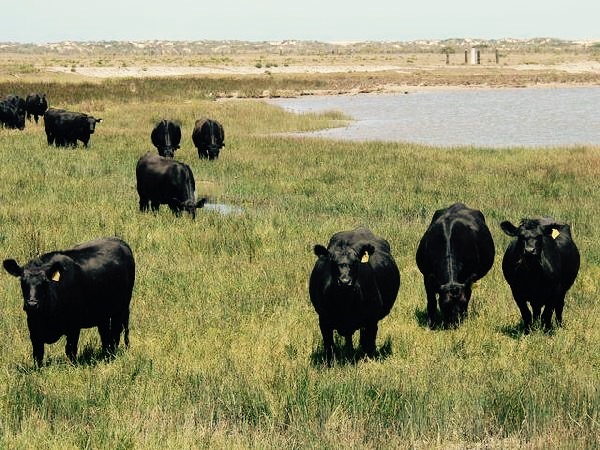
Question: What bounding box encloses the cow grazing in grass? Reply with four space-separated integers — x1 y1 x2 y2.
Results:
309 227 400 364
192 118 225 160
136 152 207 219
416 203 495 327
0 95 26 130
44 108 102 147
500 218 580 332
3 237 135 366
151 119 181 158
25 93 48 123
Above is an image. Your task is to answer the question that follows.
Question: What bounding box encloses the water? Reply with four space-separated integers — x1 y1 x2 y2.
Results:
203 203 244 215
268 86 600 148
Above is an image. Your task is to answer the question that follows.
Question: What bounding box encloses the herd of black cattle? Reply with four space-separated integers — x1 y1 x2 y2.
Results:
1 93 581 366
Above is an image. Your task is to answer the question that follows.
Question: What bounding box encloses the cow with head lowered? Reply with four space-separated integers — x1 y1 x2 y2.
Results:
309 228 400 365
151 119 181 158
192 118 225 160
44 108 102 147
416 203 495 328
136 152 207 219
500 217 580 332
3 237 135 366
0 95 26 130
25 93 48 123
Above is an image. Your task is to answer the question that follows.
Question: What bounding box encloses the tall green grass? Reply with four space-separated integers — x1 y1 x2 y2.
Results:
0 83 598 448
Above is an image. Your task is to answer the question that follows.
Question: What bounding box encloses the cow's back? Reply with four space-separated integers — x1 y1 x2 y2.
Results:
66 238 135 295
136 153 194 203
417 203 494 281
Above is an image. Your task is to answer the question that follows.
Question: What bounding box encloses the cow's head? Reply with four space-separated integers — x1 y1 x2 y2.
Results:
437 280 472 324
172 197 207 219
87 116 102 133
314 241 375 288
207 144 221 160
501 219 561 263
3 255 75 315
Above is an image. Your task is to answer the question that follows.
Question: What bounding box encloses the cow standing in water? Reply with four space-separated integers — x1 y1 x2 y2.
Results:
500 218 580 332
192 118 225 160
309 228 400 365
3 237 135 366
416 203 495 327
151 119 181 158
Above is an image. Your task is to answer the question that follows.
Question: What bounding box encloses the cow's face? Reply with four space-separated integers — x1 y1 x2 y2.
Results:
87 117 102 133
160 147 176 158
438 281 471 323
3 259 64 314
173 198 207 219
207 145 220 160
501 220 557 263
314 242 375 288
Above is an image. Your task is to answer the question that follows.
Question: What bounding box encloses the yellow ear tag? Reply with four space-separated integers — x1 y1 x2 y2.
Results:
551 229 560 240
361 252 369 263
51 271 61 282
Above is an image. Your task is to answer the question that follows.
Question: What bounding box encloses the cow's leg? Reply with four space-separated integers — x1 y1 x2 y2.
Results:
425 278 438 328
139 197 149 212
65 330 80 362
46 132 54 145
343 333 354 358
555 292 566 326
541 298 556 331
31 339 44 367
319 318 334 365
360 323 378 358
98 320 113 356
150 201 160 213
198 148 208 159
34 115 39 124
511 287 532 333
110 309 128 349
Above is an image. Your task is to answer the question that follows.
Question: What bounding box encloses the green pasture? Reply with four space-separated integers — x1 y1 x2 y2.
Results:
0 80 598 449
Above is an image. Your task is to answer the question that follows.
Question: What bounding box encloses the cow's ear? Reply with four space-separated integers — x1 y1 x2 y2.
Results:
3 259 23 277
96 118 103 123
500 221 518 236
47 262 63 283
314 245 329 258
356 242 375 263
542 223 566 240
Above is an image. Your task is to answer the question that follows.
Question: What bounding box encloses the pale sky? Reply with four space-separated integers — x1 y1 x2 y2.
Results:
4 1 600 43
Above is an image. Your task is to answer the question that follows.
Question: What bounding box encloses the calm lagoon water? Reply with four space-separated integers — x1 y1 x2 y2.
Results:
268 86 600 148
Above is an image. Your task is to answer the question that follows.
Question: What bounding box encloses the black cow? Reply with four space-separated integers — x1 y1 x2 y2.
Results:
0 100 24 130
192 118 225 160
416 203 495 327
44 108 102 147
25 93 48 123
0 95 26 130
136 152 207 219
151 119 181 158
500 218 580 332
3 237 135 366
309 228 400 364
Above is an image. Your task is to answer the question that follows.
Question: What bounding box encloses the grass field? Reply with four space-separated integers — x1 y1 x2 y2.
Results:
0 76 599 448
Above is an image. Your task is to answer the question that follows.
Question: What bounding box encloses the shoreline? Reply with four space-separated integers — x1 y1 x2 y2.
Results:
42 62 600 97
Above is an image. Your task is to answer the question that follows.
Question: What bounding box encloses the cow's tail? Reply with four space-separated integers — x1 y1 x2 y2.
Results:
123 310 130 347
